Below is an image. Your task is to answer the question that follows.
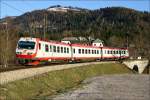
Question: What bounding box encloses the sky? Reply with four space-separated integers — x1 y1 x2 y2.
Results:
0 0 150 18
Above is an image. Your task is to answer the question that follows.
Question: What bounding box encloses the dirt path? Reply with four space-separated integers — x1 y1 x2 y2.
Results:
52 74 150 100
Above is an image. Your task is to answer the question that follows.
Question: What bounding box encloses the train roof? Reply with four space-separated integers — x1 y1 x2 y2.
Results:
19 37 128 50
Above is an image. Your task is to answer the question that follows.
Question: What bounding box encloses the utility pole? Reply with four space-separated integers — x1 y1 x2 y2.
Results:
2 21 8 67
126 32 129 49
43 13 47 39
6 21 8 67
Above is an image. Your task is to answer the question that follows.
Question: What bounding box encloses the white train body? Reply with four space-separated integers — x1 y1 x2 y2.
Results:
16 37 129 65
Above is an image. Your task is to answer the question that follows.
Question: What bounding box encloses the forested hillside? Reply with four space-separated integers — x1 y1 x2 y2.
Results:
0 6 150 65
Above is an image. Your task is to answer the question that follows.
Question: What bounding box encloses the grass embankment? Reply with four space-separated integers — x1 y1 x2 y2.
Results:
0 63 132 100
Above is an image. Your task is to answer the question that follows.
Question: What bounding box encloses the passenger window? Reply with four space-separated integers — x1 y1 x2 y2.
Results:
97 50 99 54
108 50 109 54
113 51 115 54
124 51 126 54
79 49 81 54
94 50 96 54
53 46 56 52
45 44 49 52
57 46 60 53
92 50 94 54
110 51 112 54
64 47 66 53
82 49 84 54
85 49 87 54
67 48 69 53
39 43 41 50
119 50 121 54
61 47 63 53
88 50 90 54
116 51 118 54
73 49 75 54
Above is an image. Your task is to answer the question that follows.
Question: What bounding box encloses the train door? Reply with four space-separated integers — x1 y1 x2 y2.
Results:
40 42 46 57
70 44 74 61
100 47 103 60
36 42 43 57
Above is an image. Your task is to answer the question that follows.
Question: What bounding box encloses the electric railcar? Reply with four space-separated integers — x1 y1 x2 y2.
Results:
16 37 129 65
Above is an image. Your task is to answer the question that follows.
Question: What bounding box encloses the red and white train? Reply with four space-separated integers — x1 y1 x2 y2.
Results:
16 37 129 65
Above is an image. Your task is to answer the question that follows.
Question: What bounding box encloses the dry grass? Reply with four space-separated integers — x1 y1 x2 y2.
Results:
0 63 132 100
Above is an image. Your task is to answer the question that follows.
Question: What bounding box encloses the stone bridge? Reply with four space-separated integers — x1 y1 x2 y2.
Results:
123 60 149 74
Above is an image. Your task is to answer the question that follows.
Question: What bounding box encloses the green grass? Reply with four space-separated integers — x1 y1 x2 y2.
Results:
0 63 132 100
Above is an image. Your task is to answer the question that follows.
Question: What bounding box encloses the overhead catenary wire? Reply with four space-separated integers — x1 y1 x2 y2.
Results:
2 1 35 37
2 1 24 13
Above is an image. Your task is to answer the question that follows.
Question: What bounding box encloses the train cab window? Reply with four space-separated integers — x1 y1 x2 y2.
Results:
64 47 66 53
61 47 63 53
57 46 60 53
73 49 75 54
39 43 41 50
79 49 81 54
67 48 69 53
49 45 52 52
82 49 84 54
45 44 49 52
85 49 87 54
53 46 56 52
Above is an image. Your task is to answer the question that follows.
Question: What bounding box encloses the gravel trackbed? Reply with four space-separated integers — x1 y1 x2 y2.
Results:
0 61 114 85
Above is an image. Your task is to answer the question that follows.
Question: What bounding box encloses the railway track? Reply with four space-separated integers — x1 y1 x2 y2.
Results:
0 62 67 72
0 60 98 72
0 61 115 85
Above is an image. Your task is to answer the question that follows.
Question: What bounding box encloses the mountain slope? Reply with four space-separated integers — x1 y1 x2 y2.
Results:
12 6 150 46
0 6 150 65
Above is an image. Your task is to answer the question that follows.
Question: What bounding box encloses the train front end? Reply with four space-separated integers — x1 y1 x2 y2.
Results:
16 37 38 65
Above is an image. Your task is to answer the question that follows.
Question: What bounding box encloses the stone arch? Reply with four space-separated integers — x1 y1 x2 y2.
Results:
133 65 139 72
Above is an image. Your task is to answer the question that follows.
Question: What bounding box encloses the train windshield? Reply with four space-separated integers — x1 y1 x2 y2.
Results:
18 41 35 49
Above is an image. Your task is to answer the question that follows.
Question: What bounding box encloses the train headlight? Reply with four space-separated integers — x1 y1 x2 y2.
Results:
27 52 33 55
16 52 22 54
